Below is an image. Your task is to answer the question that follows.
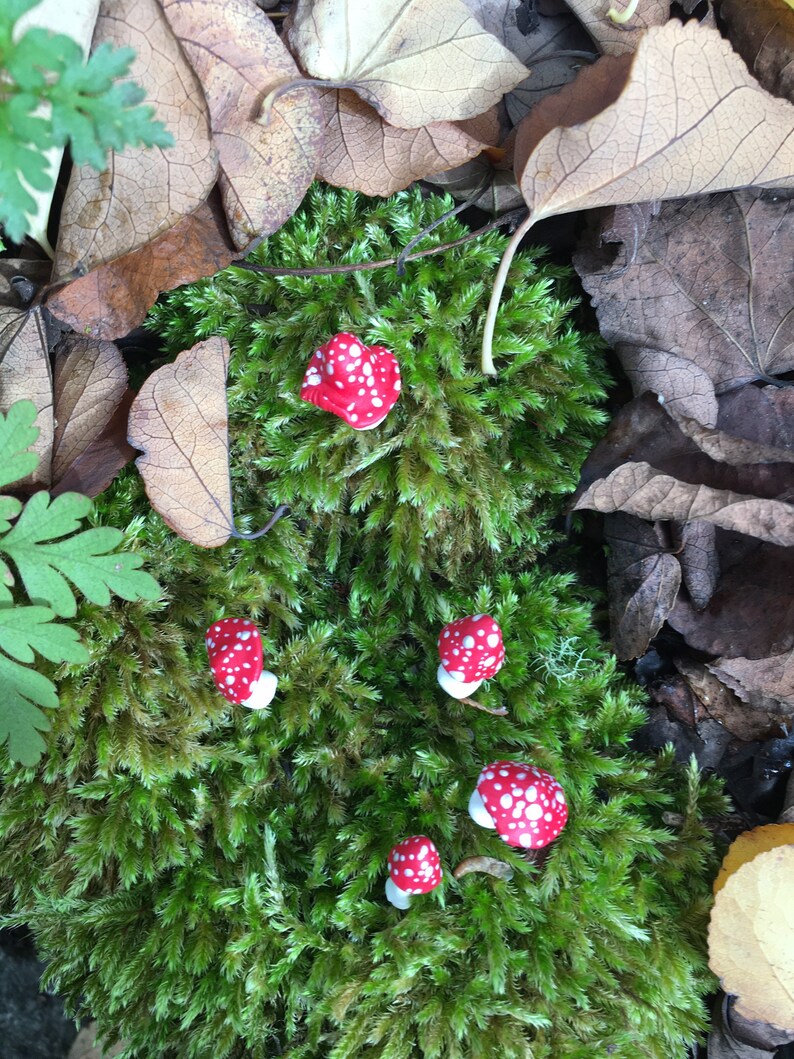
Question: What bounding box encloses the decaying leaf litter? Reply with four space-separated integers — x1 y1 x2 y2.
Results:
2 0 794 1052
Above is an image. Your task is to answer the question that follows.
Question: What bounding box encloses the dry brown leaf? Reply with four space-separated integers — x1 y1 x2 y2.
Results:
53 0 217 280
52 336 128 483
562 0 668 56
708 994 792 1059
0 307 53 487
573 462 794 547
721 0 794 106
513 21 794 227
714 824 794 895
670 541 794 660
46 199 237 341
574 194 794 418
708 846 794 1032
675 657 790 743
453 856 514 880
604 512 680 660
127 338 235 548
287 0 529 129
674 519 719 611
428 160 525 212
317 89 485 197
709 650 794 715
162 0 323 251
51 389 136 500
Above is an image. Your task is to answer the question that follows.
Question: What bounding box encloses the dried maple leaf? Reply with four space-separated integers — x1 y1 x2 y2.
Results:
675 657 790 743
721 0 794 105
46 199 237 341
574 193 794 419
673 520 718 612
127 338 236 548
53 0 217 280
286 0 529 129
562 0 668 55
604 512 680 660
317 89 485 196
708 846 794 1032
162 0 324 251
573 462 794 547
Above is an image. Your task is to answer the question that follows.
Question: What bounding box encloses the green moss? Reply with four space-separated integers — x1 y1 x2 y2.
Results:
0 186 725 1059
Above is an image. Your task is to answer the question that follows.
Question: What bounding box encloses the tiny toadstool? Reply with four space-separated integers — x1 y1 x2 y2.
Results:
300 332 401 429
469 761 568 849
385 835 443 909
437 614 505 698
206 618 277 710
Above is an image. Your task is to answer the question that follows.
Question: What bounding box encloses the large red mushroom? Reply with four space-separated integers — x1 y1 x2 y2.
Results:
468 761 568 849
206 618 277 710
300 332 401 429
437 614 505 698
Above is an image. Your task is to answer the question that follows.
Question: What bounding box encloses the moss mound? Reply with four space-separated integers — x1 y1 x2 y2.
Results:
0 187 724 1059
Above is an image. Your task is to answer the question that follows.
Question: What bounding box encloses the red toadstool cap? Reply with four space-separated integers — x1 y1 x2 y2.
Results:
206 618 277 710
473 761 568 849
438 614 505 685
300 332 401 429
388 835 443 895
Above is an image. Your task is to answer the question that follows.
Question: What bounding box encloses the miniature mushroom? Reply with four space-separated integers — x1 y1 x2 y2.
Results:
468 761 568 849
300 332 401 429
385 835 443 909
205 618 277 710
437 614 505 698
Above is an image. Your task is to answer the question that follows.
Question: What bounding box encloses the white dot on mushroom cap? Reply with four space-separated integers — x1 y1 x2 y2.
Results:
418 846 428 859
327 364 334 375
526 804 543 821
404 868 414 877
350 414 358 422
519 833 533 847
512 806 523 819
483 656 496 667
499 770 509 777
487 633 500 647
545 813 552 821
527 786 537 801
493 783 502 791
462 635 475 648
500 794 513 809
225 676 235 685
485 771 494 780
372 397 383 408
358 388 366 396
555 791 565 803
338 342 347 349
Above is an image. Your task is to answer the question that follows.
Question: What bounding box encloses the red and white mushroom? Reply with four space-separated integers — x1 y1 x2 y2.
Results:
385 835 443 909
468 761 568 849
300 332 401 429
205 618 277 710
437 614 505 698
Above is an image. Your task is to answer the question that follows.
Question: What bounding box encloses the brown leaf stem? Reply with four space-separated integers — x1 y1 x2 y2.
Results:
259 78 355 126
232 504 291 541
461 696 508 716
453 856 514 880
481 212 535 375
233 208 529 278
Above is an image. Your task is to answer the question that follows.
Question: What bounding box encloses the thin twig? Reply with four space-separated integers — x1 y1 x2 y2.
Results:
233 208 529 278
395 172 492 276
529 50 598 66
232 504 290 541
461 696 508 717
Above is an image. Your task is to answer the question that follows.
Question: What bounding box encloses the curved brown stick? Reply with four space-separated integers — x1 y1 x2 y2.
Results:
461 696 508 716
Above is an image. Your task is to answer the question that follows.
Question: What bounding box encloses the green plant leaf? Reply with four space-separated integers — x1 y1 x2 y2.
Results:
0 603 88 664
0 491 161 617
0 652 55 766
0 400 40 490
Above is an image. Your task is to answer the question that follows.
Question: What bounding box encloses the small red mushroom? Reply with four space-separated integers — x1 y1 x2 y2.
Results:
468 761 568 849
300 332 401 429
386 835 443 909
205 618 277 710
437 614 505 699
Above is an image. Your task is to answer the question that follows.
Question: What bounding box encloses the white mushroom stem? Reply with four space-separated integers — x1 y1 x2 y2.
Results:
385 877 412 909
437 664 483 699
468 788 497 829
241 670 278 711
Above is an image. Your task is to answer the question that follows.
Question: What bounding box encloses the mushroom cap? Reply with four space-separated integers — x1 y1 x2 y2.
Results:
300 332 401 429
437 614 505 685
206 618 265 706
475 761 568 849
387 835 443 895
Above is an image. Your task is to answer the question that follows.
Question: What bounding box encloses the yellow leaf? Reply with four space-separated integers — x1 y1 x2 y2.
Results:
714 824 794 895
